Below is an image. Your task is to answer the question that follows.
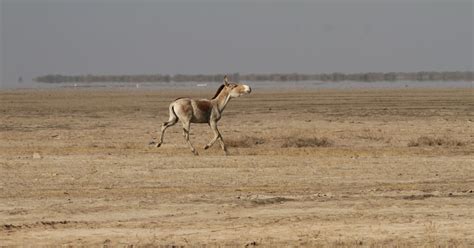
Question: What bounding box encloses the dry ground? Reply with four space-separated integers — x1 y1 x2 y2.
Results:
0 87 473 247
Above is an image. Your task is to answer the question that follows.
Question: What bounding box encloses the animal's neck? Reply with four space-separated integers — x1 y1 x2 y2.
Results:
213 90 231 113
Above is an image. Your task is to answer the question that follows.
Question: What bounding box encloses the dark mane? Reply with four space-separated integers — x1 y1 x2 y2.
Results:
212 84 225 99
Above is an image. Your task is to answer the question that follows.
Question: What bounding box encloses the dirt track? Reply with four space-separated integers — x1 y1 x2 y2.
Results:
0 88 473 247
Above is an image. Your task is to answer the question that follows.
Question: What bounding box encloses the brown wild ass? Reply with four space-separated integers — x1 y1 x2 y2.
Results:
152 76 251 155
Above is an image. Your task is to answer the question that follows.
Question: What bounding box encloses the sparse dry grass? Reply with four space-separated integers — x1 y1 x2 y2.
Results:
356 128 389 142
408 136 465 147
281 137 334 148
225 135 265 148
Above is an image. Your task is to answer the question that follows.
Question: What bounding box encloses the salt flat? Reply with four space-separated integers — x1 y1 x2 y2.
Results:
0 88 473 246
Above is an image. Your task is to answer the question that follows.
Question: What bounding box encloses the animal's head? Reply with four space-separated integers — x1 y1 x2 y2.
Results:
223 75 251 98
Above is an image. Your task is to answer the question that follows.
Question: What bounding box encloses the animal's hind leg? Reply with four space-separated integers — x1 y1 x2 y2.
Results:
155 116 178 148
182 121 198 155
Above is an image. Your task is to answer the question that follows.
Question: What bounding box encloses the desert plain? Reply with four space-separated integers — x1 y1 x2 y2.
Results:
0 87 473 247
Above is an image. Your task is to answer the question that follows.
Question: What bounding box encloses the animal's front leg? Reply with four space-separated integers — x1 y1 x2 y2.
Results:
204 121 220 150
204 121 228 155
218 136 228 155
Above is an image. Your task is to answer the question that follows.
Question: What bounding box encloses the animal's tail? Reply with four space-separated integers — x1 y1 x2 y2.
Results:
166 102 179 123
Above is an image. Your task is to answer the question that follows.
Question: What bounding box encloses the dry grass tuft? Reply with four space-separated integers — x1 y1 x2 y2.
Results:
282 137 334 148
407 136 465 147
251 196 294 205
356 129 387 142
225 136 265 148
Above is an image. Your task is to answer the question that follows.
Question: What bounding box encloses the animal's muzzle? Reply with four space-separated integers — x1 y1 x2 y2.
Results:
245 85 252 94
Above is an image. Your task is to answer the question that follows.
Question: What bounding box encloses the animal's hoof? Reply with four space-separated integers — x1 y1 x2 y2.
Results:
155 142 162 148
204 145 210 150
222 148 229 156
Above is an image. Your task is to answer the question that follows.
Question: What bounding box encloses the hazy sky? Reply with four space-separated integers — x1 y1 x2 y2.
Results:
1 0 472 87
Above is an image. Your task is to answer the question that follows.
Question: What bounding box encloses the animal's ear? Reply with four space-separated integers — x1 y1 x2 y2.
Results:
223 75 229 86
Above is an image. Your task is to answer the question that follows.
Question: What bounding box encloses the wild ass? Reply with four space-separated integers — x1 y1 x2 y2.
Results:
152 76 251 155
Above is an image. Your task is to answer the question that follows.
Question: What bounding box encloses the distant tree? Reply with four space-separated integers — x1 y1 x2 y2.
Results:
34 71 473 84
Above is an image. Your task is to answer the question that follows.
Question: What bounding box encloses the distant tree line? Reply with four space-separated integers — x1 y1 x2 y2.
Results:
34 71 473 83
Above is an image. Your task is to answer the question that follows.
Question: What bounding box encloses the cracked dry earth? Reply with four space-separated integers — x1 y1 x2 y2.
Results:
0 88 473 247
